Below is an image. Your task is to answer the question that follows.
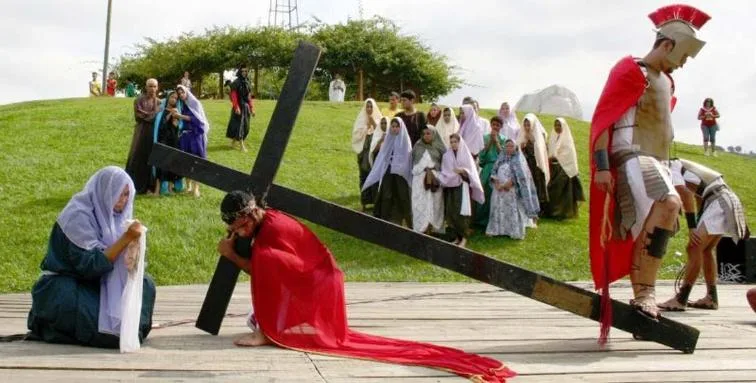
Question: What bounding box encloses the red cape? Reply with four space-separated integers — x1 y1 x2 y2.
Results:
589 56 647 343
589 56 645 291
590 57 677 342
251 210 515 382
589 57 678 289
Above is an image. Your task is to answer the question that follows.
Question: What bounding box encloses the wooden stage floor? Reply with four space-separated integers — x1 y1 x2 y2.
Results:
2 282 755 382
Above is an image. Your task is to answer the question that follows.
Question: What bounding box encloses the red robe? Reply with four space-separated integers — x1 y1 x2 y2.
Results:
589 56 676 342
250 210 515 382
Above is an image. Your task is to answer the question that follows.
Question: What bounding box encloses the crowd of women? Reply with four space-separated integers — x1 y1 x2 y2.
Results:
352 92 585 247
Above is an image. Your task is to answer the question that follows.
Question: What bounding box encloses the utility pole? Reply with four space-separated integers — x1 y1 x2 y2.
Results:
102 0 113 92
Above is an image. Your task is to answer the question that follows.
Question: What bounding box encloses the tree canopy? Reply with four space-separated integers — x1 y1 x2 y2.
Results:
117 17 461 101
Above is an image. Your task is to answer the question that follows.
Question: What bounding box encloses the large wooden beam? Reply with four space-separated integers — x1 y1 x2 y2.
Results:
148 144 700 353
191 41 321 335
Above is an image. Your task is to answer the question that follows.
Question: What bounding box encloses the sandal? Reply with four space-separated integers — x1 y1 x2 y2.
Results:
630 299 661 322
687 297 718 310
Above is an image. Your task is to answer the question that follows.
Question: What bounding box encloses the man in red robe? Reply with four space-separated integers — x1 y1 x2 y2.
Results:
589 5 710 339
216 191 515 382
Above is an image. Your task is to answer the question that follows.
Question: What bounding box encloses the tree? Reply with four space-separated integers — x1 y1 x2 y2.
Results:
311 16 461 102
735 146 742 153
727 146 734 153
117 18 462 102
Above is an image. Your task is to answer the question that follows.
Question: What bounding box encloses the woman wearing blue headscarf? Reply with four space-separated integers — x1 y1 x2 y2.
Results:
27 167 156 348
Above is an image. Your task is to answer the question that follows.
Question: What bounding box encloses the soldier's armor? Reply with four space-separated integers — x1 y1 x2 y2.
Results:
633 66 674 160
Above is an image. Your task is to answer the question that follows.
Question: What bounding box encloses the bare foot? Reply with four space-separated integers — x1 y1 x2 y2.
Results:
657 296 686 312
193 187 201 198
234 331 271 347
458 238 467 248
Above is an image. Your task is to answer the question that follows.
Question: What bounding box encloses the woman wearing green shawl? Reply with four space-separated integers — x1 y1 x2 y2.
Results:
410 126 447 233
473 116 507 228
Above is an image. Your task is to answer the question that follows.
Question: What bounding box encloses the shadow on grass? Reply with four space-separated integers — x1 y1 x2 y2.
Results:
12 195 70 215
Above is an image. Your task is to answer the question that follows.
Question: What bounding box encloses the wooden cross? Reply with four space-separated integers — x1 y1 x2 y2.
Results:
148 41 700 353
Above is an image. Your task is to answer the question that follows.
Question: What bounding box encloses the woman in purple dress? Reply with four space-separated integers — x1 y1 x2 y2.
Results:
175 85 209 197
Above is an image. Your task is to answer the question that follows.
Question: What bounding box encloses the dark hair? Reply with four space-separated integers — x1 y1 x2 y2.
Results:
449 133 461 142
400 90 416 100
703 98 714 107
443 107 452 113
221 190 259 224
490 116 504 125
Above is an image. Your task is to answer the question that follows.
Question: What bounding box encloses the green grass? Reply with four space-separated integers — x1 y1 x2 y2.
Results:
0 98 754 293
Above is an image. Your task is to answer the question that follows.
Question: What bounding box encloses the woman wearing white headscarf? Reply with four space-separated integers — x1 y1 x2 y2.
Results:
458 104 484 159
176 85 210 197
27 167 156 348
352 99 384 211
439 134 484 247
518 113 550 214
498 102 521 141
435 107 460 149
410 126 446 233
363 117 413 227
545 118 585 219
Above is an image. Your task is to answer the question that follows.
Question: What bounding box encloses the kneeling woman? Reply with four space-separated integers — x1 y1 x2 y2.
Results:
27 167 156 348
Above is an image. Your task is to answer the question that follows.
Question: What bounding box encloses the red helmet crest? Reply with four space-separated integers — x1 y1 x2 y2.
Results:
649 4 711 30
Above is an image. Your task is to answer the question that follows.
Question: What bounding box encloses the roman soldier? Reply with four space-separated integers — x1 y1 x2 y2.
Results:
589 4 711 342
659 159 749 311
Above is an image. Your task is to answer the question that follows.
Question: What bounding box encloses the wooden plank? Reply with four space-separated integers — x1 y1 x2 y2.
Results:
2 283 755 382
326 370 756 383
0 369 318 383
511 370 756 383
311 348 756 378
188 41 322 336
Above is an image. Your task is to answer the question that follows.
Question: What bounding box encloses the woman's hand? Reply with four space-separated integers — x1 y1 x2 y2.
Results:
126 221 144 241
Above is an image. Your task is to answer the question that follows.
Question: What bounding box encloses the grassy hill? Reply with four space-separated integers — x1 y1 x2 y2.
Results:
0 98 753 293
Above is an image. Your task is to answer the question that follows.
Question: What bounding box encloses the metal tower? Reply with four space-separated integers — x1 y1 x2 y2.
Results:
268 0 300 30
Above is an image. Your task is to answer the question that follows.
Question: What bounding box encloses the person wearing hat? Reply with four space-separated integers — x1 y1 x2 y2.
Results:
588 4 711 338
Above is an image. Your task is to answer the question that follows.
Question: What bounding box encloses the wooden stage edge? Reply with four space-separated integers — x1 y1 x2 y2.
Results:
1 281 755 382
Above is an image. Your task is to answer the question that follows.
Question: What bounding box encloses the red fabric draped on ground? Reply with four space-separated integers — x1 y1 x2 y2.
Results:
250 210 515 382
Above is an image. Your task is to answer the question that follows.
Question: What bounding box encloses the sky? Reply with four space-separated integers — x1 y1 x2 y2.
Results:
2 0 755 152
